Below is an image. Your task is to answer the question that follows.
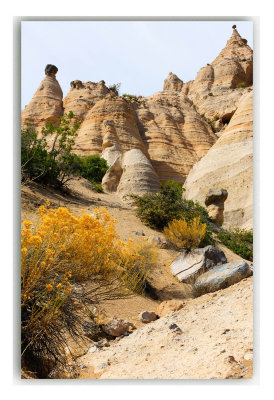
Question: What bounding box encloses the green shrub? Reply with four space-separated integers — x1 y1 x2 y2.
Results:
217 228 253 261
78 155 108 184
21 112 80 186
92 182 104 193
21 114 108 188
208 92 213 96
108 82 121 94
133 181 213 246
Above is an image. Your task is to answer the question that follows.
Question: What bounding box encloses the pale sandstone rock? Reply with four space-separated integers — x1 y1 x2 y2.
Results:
163 72 184 92
73 96 147 156
102 157 123 193
101 120 123 167
205 188 228 225
134 92 217 183
21 64 63 129
184 90 253 229
117 149 160 196
22 69 218 188
63 80 109 122
186 27 253 121
193 261 252 297
100 119 160 195
157 300 185 317
170 245 227 283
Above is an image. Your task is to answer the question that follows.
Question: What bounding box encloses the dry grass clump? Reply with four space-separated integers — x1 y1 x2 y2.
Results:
21 201 156 376
163 217 206 251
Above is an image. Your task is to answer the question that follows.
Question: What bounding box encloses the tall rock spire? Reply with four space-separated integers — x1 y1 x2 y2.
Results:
212 24 253 68
21 64 63 129
185 25 253 122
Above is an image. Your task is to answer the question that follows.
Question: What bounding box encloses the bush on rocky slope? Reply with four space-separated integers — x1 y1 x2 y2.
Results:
21 112 108 189
21 202 156 376
133 181 213 247
217 228 253 261
77 154 108 185
163 217 207 251
21 112 80 185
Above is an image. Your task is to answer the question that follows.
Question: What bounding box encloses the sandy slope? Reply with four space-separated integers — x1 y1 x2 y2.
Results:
21 179 253 379
78 277 253 379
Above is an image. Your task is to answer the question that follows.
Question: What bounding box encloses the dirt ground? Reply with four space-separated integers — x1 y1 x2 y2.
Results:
21 178 253 379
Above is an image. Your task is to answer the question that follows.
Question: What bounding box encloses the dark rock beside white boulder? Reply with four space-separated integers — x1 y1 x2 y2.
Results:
170 245 227 283
193 260 253 297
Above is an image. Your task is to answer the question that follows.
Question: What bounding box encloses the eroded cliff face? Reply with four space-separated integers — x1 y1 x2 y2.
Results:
21 64 63 129
73 96 147 156
134 92 217 183
183 90 253 230
66 81 217 184
63 80 110 122
186 27 253 127
21 26 253 228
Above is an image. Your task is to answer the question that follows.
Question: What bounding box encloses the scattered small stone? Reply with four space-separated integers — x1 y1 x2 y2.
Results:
150 235 170 249
240 366 244 369
139 311 158 323
94 338 109 348
169 323 182 334
102 318 134 337
88 346 98 353
135 231 145 236
97 363 108 369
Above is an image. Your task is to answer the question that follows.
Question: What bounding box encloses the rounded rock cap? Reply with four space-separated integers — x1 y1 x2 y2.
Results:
45 64 58 76
205 188 228 206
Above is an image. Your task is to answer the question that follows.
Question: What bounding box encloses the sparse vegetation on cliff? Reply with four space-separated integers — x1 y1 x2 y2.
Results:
108 82 121 95
122 93 140 102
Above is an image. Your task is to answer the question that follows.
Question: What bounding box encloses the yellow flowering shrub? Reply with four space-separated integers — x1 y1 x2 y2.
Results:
163 217 206 251
21 201 156 375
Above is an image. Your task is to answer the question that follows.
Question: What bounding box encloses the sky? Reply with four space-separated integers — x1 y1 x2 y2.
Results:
21 21 253 108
